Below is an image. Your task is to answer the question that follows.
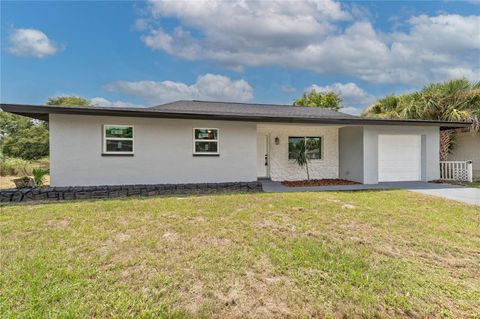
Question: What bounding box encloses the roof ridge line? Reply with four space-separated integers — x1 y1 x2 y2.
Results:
190 100 295 107
153 100 357 117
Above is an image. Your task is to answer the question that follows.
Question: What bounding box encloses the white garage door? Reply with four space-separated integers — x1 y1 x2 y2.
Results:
378 135 422 182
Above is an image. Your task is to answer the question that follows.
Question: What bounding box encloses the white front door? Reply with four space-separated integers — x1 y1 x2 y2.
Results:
257 135 268 178
378 134 422 182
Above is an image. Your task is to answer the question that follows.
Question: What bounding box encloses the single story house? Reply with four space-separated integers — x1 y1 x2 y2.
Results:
448 131 480 178
1 101 469 187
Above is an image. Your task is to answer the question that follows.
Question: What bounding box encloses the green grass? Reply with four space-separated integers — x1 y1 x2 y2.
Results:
455 178 480 189
437 177 480 189
1 191 479 318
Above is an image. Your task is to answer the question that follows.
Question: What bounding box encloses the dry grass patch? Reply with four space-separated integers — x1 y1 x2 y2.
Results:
0 175 50 189
0 190 479 318
0 176 16 189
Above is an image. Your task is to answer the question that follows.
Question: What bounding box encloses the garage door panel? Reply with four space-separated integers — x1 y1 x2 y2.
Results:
380 160 419 166
379 172 419 181
378 135 422 182
381 150 419 159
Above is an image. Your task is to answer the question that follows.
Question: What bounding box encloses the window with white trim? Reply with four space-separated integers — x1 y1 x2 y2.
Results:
193 128 219 154
103 125 134 154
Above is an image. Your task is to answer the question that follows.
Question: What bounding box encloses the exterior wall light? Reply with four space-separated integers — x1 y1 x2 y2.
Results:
275 137 280 145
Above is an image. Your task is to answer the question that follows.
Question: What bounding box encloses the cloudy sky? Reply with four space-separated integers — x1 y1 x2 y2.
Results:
1 0 479 115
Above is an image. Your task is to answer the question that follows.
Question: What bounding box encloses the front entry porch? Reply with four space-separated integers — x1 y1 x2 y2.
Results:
256 123 339 182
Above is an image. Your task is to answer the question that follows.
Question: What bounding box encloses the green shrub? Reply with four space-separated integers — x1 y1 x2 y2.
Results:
32 168 48 187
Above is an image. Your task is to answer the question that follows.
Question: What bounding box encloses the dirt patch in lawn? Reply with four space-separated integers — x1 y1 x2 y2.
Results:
281 179 360 187
176 256 294 318
0 175 50 189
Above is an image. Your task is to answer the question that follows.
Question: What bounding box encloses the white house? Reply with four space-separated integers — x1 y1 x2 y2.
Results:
1 100 469 187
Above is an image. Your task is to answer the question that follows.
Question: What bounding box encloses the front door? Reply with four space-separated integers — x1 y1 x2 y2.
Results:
256 135 269 178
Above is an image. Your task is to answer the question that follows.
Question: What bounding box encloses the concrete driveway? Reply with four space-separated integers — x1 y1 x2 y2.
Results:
260 180 480 206
404 184 480 206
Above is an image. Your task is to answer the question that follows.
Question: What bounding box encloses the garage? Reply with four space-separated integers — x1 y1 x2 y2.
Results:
378 134 422 182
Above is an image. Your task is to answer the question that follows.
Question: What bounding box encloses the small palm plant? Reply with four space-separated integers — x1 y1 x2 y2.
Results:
290 139 310 180
32 168 48 187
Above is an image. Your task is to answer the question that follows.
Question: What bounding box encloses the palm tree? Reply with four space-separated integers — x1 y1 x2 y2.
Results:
289 138 321 180
363 79 480 160
290 139 310 180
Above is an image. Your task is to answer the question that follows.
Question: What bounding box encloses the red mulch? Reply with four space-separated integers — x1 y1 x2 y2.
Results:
430 179 463 185
281 179 360 187
430 179 447 184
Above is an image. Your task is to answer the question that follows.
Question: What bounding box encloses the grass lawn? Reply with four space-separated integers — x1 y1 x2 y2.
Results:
1 191 479 318
432 178 480 189
455 178 480 189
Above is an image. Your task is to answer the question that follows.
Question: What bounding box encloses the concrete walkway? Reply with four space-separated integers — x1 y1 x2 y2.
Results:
260 180 480 206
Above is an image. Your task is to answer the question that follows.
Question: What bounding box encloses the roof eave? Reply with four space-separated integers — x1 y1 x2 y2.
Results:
0 103 471 129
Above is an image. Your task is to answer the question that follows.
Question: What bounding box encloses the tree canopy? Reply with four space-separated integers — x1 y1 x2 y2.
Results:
46 96 90 106
362 79 480 132
293 90 341 111
0 112 49 160
1 96 91 160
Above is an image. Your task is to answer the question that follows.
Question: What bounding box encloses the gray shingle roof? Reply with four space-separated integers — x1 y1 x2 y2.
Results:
0 100 471 128
152 100 358 119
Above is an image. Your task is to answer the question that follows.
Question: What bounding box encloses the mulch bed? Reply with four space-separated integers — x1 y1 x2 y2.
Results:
430 179 466 185
430 179 450 184
281 179 360 187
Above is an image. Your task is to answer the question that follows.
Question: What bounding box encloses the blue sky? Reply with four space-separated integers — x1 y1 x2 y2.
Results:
1 0 479 114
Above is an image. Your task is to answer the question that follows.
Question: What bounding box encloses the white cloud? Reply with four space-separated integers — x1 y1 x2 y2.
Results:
142 0 350 67
139 1 480 85
431 67 480 82
306 82 376 109
395 15 480 54
89 97 145 108
8 28 60 58
104 73 254 105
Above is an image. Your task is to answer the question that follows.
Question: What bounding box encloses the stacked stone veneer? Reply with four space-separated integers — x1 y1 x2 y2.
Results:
0 182 263 203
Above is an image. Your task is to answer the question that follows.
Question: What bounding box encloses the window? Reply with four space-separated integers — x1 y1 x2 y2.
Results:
103 125 134 154
193 128 219 155
288 136 322 160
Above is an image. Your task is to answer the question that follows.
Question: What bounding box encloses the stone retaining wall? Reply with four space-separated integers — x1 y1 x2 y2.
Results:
0 182 263 203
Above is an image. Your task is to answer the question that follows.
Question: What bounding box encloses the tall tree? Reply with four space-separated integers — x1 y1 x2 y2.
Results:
293 90 341 111
0 112 49 160
362 79 480 160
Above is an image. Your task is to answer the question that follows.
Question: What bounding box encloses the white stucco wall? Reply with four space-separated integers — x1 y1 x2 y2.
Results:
448 132 480 178
362 126 440 184
257 124 339 181
338 126 364 183
48 114 444 186
49 114 257 186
